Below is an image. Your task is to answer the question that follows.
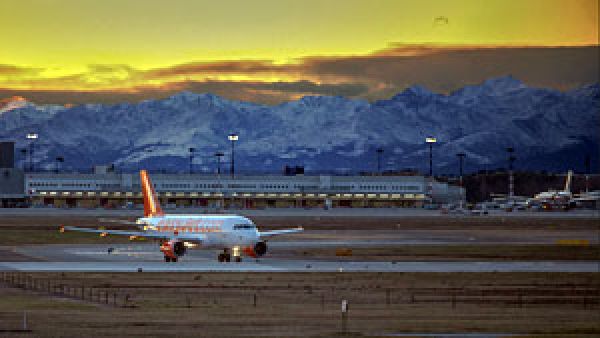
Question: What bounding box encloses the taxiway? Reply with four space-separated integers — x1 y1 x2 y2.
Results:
0 243 597 272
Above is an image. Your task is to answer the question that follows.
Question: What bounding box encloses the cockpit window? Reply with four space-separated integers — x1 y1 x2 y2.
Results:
233 224 255 230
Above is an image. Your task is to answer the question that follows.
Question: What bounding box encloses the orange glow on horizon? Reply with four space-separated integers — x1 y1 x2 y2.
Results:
0 0 597 103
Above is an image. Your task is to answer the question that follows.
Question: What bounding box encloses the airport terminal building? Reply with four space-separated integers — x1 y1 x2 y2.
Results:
23 170 464 209
2 141 464 209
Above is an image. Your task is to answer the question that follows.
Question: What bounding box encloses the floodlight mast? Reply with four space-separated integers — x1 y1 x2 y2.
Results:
228 133 238 179
425 137 437 177
188 147 195 174
376 148 384 175
26 133 38 172
456 153 466 186
507 147 516 198
55 156 64 173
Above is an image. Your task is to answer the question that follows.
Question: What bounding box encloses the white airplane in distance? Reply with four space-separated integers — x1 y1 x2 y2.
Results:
61 170 303 262
530 170 576 210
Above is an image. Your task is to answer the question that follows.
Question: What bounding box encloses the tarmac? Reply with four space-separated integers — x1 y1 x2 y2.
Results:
1 259 596 273
0 243 597 272
0 207 597 273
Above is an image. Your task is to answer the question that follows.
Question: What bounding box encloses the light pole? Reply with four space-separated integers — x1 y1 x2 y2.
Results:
20 148 27 171
506 147 516 198
215 152 224 175
376 148 383 175
228 133 238 179
26 133 38 172
584 154 591 193
425 137 437 177
457 153 466 208
456 153 465 186
55 156 64 173
214 151 225 210
188 147 195 174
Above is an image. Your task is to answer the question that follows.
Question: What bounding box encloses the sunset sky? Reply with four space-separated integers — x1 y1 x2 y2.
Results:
0 0 598 104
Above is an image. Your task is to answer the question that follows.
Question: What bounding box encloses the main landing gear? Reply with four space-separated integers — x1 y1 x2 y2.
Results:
164 256 178 262
217 252 230 262
218 248 242 263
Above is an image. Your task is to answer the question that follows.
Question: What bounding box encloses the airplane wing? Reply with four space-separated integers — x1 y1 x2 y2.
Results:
98 218 140 226
258 227 303 238
61 226 205 242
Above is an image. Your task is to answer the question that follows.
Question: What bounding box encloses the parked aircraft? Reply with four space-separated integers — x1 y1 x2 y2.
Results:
528 170 576 210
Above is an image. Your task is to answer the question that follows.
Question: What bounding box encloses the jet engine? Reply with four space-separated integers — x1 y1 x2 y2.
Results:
243 241 268 258
160 240 187 258
253 241 267 256
173 241 186 256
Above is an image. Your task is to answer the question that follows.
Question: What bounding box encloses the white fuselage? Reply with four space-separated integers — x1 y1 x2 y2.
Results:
137 215 260 249
534 191 572 201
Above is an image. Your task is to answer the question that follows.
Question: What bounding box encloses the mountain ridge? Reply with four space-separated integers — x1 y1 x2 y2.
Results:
1 76 598 174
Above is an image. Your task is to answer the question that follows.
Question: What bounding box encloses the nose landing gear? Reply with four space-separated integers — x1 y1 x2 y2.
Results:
218 248 231 262
217 253 230 262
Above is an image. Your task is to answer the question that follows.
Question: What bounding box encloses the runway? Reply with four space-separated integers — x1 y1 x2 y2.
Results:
1 244 597 272
1 260 596 272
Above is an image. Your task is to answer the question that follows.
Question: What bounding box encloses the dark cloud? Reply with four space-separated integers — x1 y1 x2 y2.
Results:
1 45 598 104
0 88 158 105
0 64 42 76
250 80 368 96
87 64 135 73
433 16 449 25
0 80 370 105
143 60 293 78
152 79 369 103
296 45 599 98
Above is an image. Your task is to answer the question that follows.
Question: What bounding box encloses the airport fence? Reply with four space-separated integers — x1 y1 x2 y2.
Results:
2 271 598 311
1 272 136 308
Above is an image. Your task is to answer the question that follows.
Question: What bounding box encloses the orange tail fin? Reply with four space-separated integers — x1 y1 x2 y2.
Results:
140 170 164 217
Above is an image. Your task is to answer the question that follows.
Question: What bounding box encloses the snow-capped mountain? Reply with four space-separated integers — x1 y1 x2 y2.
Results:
1 76 598 174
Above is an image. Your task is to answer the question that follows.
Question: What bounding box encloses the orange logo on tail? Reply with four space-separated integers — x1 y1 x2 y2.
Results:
140 170 164 217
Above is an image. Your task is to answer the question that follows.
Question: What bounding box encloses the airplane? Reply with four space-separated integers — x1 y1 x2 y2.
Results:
60 170 303 262
528 170 577 210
